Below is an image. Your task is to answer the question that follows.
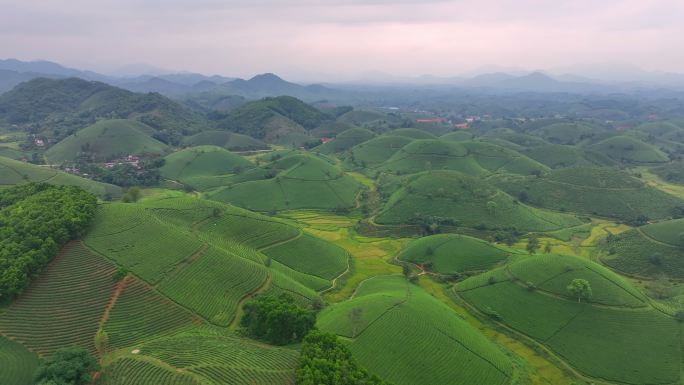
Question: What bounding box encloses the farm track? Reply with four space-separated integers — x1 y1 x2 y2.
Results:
230 274 273 330
320 252 351 294
98 275 131 331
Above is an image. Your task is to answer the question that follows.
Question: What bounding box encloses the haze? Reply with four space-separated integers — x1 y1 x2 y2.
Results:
1 0 683 81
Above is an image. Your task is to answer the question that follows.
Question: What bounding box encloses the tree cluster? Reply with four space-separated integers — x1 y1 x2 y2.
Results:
34 347 99 385
0 183 97 300
240 293 316 345
296 330 393 385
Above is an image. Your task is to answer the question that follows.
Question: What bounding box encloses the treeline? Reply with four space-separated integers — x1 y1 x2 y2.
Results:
297 331 393 385
0 183 97 300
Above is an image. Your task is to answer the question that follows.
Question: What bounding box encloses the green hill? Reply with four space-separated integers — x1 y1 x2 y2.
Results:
386 127 436 139
207 153 364 211
532 122 598 145
587 135 669 163
182 130 268 151
398 234 510 274
317 275 514 385
45 119 168 163
652 160 684 184
345 135 414 168
337 109 399 126
494 167 684 222
522 144 616 168
456 255 680 385
0 155 121 198
217 96 328 143
0 77 208 142
604 219 684 278
160 146 254 190
316 127 375 154
375 170 581 232
440 131 475 141
378 139 547 176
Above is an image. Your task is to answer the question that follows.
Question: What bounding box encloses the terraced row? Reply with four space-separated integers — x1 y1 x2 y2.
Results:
0 242 116 355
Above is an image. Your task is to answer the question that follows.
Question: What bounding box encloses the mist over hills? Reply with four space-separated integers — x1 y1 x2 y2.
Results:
3 58 684 99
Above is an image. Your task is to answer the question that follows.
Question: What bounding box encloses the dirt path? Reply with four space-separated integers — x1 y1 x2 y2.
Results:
229 274 273 330
98 276 130 330
320 253 352 294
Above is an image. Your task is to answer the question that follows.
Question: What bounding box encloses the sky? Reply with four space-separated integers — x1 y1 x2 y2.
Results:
1 0 684 81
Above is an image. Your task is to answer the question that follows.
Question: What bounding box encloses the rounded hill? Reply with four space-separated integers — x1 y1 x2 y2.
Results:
587 135 668 163
182 130 267 151
45 119 168 163
317 275 514 385
398 234 510 274
375 170 581 231
494 167 684 221
316 127 375 154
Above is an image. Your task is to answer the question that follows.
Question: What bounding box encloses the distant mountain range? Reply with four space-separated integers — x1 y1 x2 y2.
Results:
2 58 684 98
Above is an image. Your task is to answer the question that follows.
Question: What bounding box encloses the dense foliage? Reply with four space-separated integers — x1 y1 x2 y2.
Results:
0 183 97 300
296 330 392 385
33 347 99 385
240 293 316 345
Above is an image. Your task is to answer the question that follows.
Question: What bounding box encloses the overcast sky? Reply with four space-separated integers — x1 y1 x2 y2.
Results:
1 0 683 80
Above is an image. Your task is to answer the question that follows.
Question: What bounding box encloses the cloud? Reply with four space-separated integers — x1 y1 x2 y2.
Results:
0 0 683 78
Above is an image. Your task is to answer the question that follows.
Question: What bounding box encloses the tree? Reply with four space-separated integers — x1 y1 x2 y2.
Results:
567 279 592 303
240 294 316 345
526 236 540 254
34 347 99 385
296 331 393 385
544 242 552 253
486 201 498 216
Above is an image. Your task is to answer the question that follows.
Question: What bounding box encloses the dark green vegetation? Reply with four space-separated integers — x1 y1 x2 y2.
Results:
34 347 99 385
494 167 684 222
652 160 684 184
0 77 207 144
297 330 392 385
0 183 96 299
240 294 316 345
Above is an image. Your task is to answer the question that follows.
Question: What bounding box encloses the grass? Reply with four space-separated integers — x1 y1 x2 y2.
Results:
45 119 168 163
375 170 582 232
0 242 116 355
0 155 122 198
651 160 684 185
0 335 39 385
456 255 682 385
494 167 684 221
317 275 514 385
397 234 511 274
